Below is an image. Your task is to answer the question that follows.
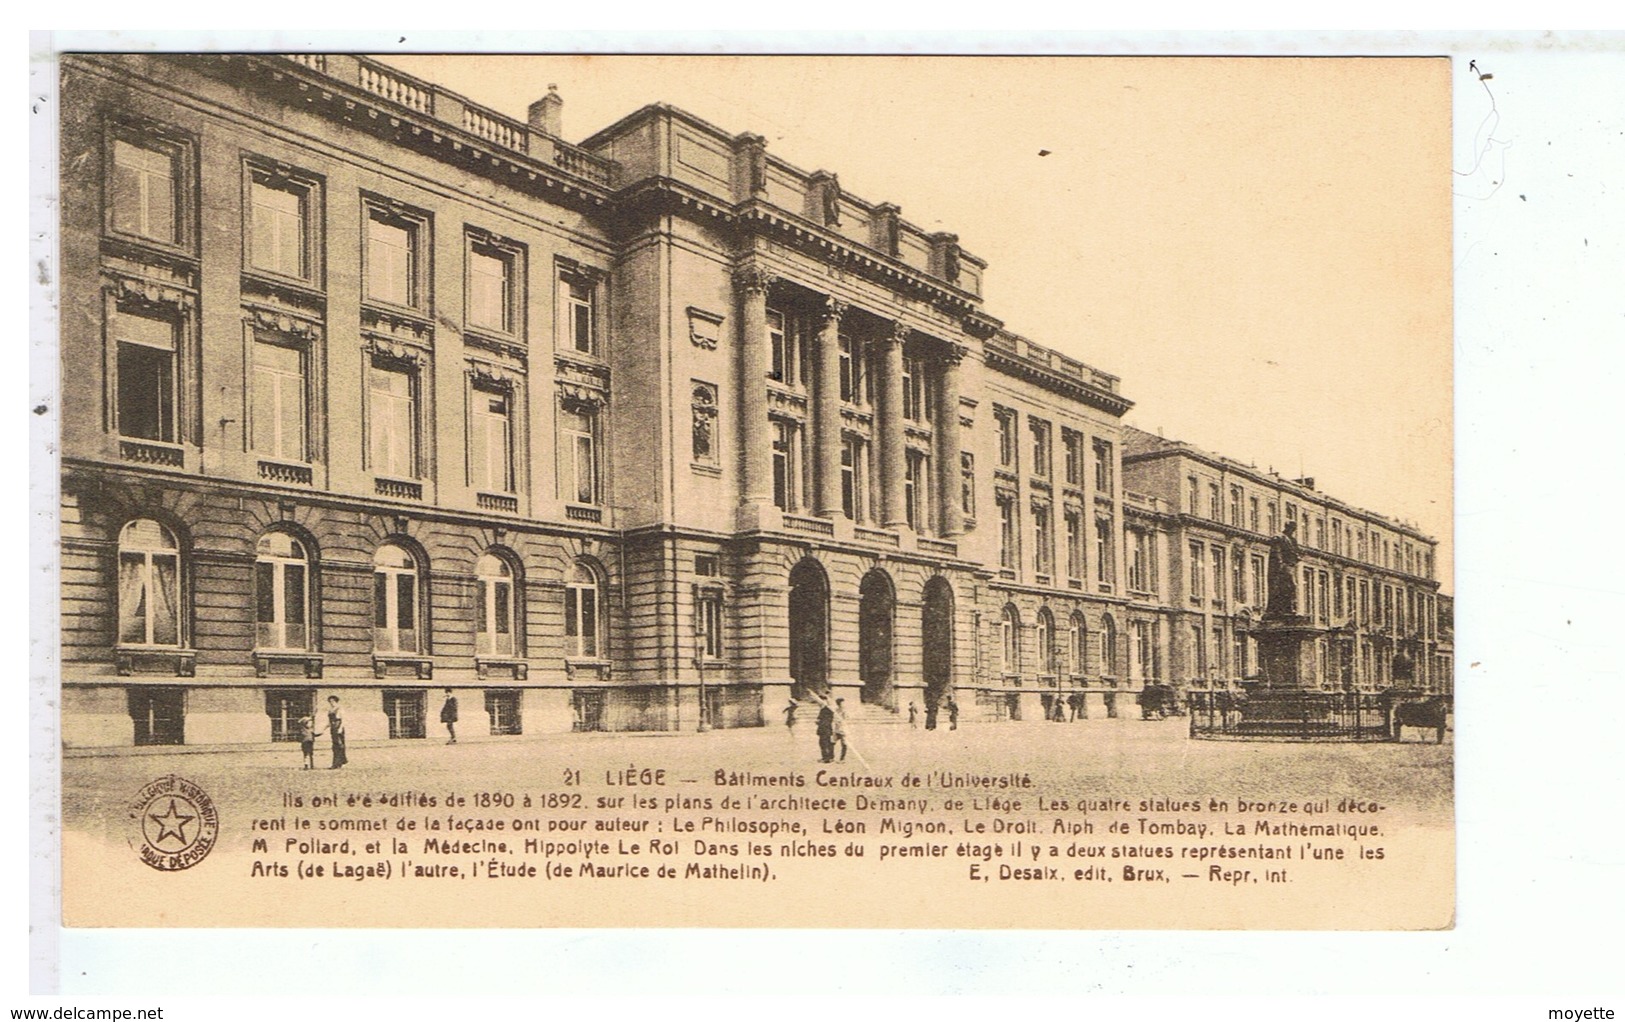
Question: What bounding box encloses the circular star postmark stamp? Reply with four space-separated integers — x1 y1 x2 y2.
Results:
129 774 218 871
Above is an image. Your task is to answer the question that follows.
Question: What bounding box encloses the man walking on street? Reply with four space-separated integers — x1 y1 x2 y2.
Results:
833 698 849 762
816 699 835 763
441 688 459 744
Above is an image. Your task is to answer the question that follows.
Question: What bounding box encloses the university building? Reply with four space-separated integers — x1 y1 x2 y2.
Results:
57 53 1449 748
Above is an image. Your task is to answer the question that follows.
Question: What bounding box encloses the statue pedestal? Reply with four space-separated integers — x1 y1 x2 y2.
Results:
1236 616 1341 736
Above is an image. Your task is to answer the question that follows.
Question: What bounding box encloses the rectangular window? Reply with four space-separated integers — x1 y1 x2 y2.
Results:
1062 430 1083 486
1211 546 1226 607
1029 419 1051 479
1189 540 1205 601
561 404 598 505
1191 623 1206 678
1032 503 1052 576
1066 511 1084 582
111 138 177 244
485 690 522 736
960 452 975 519
249 177 308 279
1095 516 1115 585
1230 485 1243 525
995 406 1016 470
698 591 724 660
1249 497 1260 532
1188 476 1199 514
113 308 178 444
1252 555 1267 610
264 689 314 743
841 438 865 521
1268 501 1280 534
1093 438 1113 494
1232 548 1245 605
468 245 512 333
382 689 426 740
768 310 789 383
998 495 1017 570
252 340 306 462
366 211 418 307
905 451 931 532
368 362 417 479
470 386 513 493
565 278 596 354
1208 482 1221 520
772 420 799 511
838 334 856 403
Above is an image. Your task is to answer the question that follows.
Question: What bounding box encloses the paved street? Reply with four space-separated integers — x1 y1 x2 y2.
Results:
64 715 1453 839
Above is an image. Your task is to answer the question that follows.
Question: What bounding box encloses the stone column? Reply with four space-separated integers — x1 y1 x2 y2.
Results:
878 321 909 529
934 345 965 538
733 264 775 507
812 297 847 518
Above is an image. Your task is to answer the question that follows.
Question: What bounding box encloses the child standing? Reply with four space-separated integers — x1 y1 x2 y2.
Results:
298 715 319 770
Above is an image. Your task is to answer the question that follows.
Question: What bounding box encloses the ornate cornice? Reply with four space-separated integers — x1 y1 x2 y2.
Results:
244 303 323 342
983 346 1134 418
102 268 194 311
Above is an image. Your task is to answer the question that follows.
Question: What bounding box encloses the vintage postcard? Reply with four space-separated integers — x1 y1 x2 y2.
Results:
51 51 1452 930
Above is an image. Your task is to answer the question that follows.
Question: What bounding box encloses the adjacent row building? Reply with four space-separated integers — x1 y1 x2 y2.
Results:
56 52 1450 748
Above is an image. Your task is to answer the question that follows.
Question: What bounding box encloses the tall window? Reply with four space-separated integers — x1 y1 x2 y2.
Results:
698 589 724 660
565 278 596 354
1233 548 1246 605
1189 540 1205 601
250 180 305 277
1187 476 1199 514
1134 620 1154 681
960 452 975 520
906 451 931 532
1268 501 1280 534
1032 503 1053 576
1252 554 1267 610
1249 496 1260 532
474 552 515 657
469 385 513 494
372 544 421 654
1094 516 1116 586
1129 530 1155 593
1063 430 1084 486
565 562 602 658
252 339 306 462
842 438 866 521
1191 622 1207 678
1000 605 1021 675
1093 438 1113 494
118 519 182 647
768 311 796 384
255 533 309 651
772 419 800 511
368 361 417 479
1208 483 1221 520
902 354 934 422
1036 609 1056 675
1229 485 1243 525
838 334 862 403
561 403 598 505
467 236 521 336
1065 509 1084 581
997 494 1017 570
994 406 1016 470
1072 614 1089 677
366 207 422 308
1029 418 1051 479
1100 616 1118 677
113 307 178 444
111 138 177 243
1211 546 1226 607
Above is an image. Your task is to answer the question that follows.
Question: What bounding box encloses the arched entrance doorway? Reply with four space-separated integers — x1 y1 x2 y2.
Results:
858 569 896 708
921 576 954 728
787 558 829 701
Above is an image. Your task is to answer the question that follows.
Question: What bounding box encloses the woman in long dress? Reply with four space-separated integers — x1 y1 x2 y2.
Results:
326 695 348 769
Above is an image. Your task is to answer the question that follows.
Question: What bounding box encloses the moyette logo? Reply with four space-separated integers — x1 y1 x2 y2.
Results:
128 774 218 871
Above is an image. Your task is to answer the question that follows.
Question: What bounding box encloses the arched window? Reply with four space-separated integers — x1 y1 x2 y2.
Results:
475 552 516 657
565 561 602 658
1101 614 1118 678
1000 604 1021 676
118 519 182 647
1070 612 1088 677
1036 608 1055 675
255 533 310 650
373 543 421 653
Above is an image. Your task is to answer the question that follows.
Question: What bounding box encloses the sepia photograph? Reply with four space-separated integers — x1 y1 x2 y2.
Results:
49 48 1456 937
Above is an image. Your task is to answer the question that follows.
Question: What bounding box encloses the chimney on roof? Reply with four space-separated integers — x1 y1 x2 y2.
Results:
1293 477 1316 490
528 84 563 138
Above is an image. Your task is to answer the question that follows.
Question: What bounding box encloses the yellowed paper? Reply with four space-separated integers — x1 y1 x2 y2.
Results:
57 52 1452 930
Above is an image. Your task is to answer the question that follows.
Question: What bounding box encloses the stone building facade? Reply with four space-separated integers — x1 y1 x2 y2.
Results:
57 53 1448 749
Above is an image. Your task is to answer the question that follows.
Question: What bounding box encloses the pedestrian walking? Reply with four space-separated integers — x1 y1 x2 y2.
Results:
946 696 959 731
326 695 348 769
815 700 835 763
441 688 459 744
784 698 799 732
908 701 918 728
833 698 849 762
